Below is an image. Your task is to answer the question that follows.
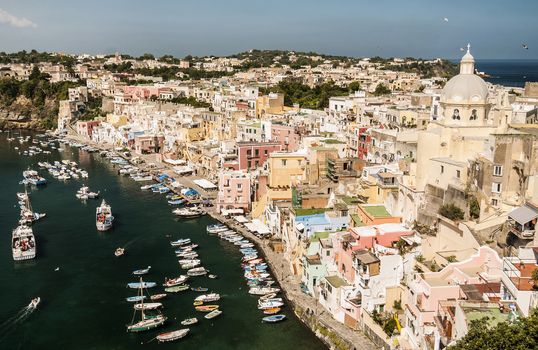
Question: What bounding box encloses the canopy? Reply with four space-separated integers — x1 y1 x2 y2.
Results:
234 215 249 223
193 179 217 190
252 219 270 235
509 205 538 225
164 158 186 166
221 208 244 216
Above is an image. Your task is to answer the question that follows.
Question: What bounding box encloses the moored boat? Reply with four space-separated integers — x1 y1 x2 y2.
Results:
133 266 151 275
262 314 286 323
126 296 146 303
133 302 162 310
180 317 198 326
150 293 167 301
194 293 220 303
127 281 157 289
156 328 189 343
263 307 281 315
164 284 189 293
195 305 219 312
163 276 189 287
126 277 167 332
204 309 223 320
191 287 208 292
187 267 207 276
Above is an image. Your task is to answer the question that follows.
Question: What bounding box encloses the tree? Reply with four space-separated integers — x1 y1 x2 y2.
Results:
348 81 361 92
469 196 480 219
451 310 538 350
439 203 464 221
373 83 391 96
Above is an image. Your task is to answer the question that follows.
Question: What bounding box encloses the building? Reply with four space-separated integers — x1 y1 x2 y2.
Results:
76 120 101 139
216 171 252 213
236 141 282 170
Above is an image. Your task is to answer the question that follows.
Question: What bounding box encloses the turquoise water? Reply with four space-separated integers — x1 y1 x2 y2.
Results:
0 131 326 350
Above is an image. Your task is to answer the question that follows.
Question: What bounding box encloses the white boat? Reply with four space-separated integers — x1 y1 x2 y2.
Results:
194 293 220 303
170 238 191 247
133 302 162 311
115 247 124 257
187 267 207 276
12 225 36 261
133 266 151 275
172 207 205 219
96 199 114 231
163 276 189 287
204 309 222 320
156 328 189 343
258 300 284 309
181 318 198 326
28 297 41 309
249 287 280 296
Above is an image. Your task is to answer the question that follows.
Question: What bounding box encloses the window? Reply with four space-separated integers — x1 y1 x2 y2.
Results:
247 161 251 169
282 159 287 166
246 149 251 156
456 170 461 178
264 150 268 156
441 165 444 174
255 149 259 157
452 108 460 120
237 183 242 189
491 198 498 206
493 165 503 176
492 182 502 193
470 109 478 120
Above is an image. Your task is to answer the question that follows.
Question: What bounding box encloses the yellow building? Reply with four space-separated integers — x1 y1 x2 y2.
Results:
106 113 129 127
256 93 284 117
267 152 306 201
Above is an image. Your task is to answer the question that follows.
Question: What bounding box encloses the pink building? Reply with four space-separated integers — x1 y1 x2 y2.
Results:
237 141 282 170
404 246 502 349
134 135 164 154
217 171 251 213
122 86 165 100
270 123 300 152
349 223 413 250
76 120 101 139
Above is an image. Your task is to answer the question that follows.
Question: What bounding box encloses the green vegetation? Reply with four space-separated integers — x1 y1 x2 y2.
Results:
372 310 399 337
470 196 480 219
378 59 459 79
104 64 233 82
362 205 391 218
439 203 464 221
373 83 391 96
0 66 81 129
446 255 457 263
263 80 360 109
167 96 211 109
452 309 538 350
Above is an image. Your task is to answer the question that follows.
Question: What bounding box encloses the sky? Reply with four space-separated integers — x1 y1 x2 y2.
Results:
0 0 537 59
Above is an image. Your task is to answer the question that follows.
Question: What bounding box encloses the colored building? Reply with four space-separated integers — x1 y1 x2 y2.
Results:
237 141 282 170
216 171 252 213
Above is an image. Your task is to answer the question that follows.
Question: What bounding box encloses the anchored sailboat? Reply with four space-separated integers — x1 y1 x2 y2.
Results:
126 277 167 332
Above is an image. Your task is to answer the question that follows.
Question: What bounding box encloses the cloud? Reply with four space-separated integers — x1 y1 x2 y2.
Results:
0 8 37 28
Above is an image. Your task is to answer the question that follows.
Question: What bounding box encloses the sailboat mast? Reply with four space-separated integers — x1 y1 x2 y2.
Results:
139 277 145 319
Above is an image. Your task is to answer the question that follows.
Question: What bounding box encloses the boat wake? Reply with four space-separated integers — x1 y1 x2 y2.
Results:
0 304 38 341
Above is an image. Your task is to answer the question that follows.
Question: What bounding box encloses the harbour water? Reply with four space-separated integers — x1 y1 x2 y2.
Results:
476 59 538 87
0 131 326 350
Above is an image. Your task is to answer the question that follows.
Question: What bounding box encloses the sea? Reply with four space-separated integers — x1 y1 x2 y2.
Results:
0 131 326 350
475 59 538 88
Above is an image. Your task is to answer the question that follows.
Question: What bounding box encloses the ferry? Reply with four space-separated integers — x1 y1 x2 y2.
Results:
96 199 114 231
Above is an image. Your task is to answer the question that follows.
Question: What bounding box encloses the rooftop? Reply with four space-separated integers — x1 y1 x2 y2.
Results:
325 275 349 288
293 207 330 216
361 205 391 218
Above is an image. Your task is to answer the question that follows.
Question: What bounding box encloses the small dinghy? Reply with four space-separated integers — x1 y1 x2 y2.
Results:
191 287 208 292
164 284 189 293
126 296 146 303
163 276 189 287
195 305 219 312
115 247 125 257
133 266 151 275
204 309 223 320
180 318 198 326
150 293 167 301
127 281 156 289
263 307 281 315
262 314 286 323
28 297 41 309
156 328 190 343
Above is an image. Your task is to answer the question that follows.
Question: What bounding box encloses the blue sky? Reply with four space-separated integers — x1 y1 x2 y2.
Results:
0 0 537 59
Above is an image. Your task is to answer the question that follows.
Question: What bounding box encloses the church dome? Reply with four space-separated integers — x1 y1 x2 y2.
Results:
441 44 488 104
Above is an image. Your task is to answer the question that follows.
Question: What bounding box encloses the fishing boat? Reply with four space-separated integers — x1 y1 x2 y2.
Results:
22 169 47 186
134 302 162 311
170 238 191 247
249 287 280 296
180 318 198 326
208 274 218 279
164 284 189 293
126 278 167 332
133 266 151 275
194 293 220 303
263 307 281 315
181 261 201 270
156 328 189 343
191 287 209 292
204 309 223 320
187 267 207 276
172 206 205 219
206 224 228 234
178 258 200 265
163 276 189 287
193 301 203 306
96 199 114 231
28 297 41 309
258 300 284 310
259 292 278 301
12 225 36 261
126 296 146 303
140 184 158 190
195 305 219 312
168 199 184 205
150 293 167 301
262 314 286 323
127 281 157 289
115 247 125 257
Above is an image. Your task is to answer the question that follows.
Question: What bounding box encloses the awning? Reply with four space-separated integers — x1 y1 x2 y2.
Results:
221 208 244 216
164 158 186 166
509 205 538 225
234 215 249 223
252 219 270 235
296 223 305 231
193 179 217 190
244 222 257 232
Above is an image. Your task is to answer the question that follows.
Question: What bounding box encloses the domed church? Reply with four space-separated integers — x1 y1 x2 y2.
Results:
414 45 500 214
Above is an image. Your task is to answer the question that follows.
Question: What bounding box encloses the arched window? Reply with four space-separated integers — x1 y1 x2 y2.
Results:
470 109 478 120
452 109 460 120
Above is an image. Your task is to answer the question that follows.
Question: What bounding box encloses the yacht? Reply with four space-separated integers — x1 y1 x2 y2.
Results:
96 199 114 231
12 225 36 261
172 206 205 219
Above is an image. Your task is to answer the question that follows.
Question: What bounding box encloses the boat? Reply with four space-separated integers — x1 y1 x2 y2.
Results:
172 206 205 219
96 199 114 231
127 281 157 289
134 302 162 311
163 276 189 287
208 274 218 279
115 247 125 257
170 238 191 247
263 307 281 315
181 318 198 326
259 293 278 301
126 296 146 303
133 266 151 275
262 314 286 323
164 284 189 293
28 297 41 309
195 305 219 312
150 293 167 301
126 278 167 332
168 199 185 205
187 267 207 276
204 309 223 320
12 225 36 261
181 261 201 270
249 287 280 296
193 300 203 306
191 287 209 292
258 300 284 310
194 293 220 303
207 224 228 234
156 328 189 343
22 169 47 186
